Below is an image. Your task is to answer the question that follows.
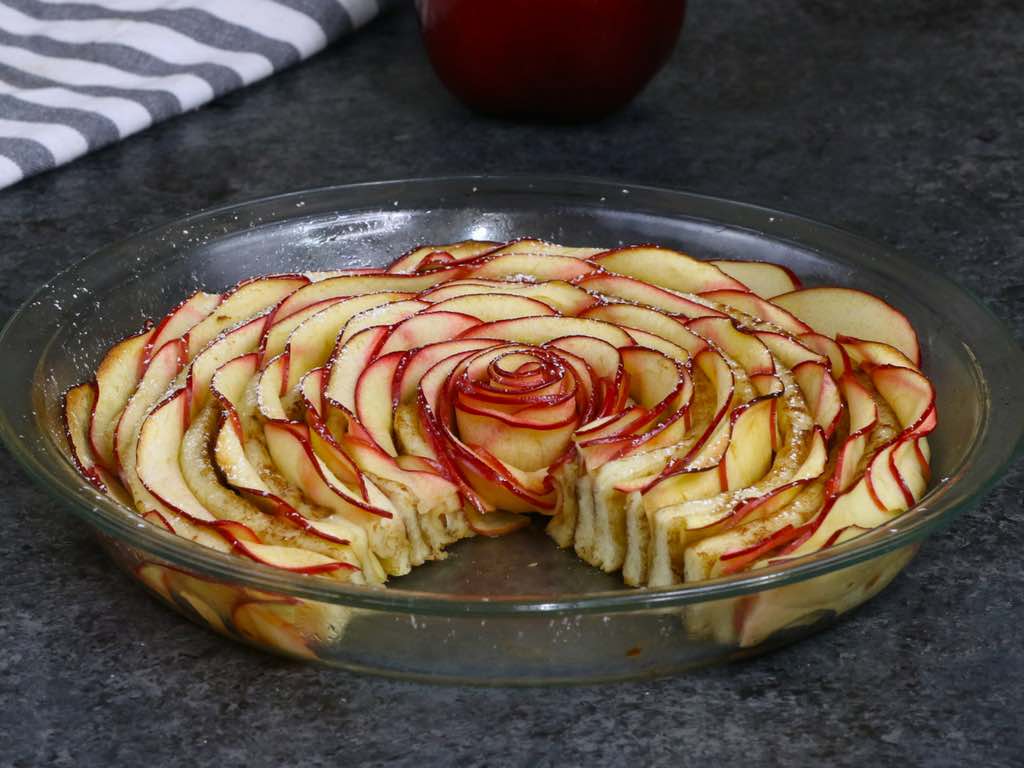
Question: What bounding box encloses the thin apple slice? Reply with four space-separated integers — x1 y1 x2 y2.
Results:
618 347 687 413
687 316 775 377
594 246 747 294
422 293 557 322
708 259 801 298
306 268 385 280
262 421 390 522
784 435 926 558
791 360 843 440
462 252 598 282
480 239 605 260
459 315 635 348
154 563 250 628
330 433 469 558
354 351 405 456
136 388 220 525
674 348 737 468
256 354 311 425
713 516 808 576
838 335 920 371
279 292 411 392
262 419 412 577
387 240 501 273
699 289 811 336
175 585 233 635
421 279 597 315
417 279 508 299
774 287 921 366
614 328 694 369
843 370 884 435
143 290 222 371
232 600 320 659
212 359 377 558
640 363 820 586
379 311 481 355
797 332 851 378
63 382 118 495
135 562 177 603
455 397 578 473
506 280 601 315
827 373 880 496
336 299 431 346
324 326 389 413
447 446 555 514
89 326 154 470
273 270 462 322
209 353 260 428
185 313 267 420
641 396 777 513
145 506 236 552
575 406 650 450
402 250 459 272
229 540 360 576
869 364 937 438
185 274 308 357
875 437 930 508
582 303 705 357
113 341 186 512
394 339 496 405
547 335 622 388
576 273 725 318
449 278 550 296
258 296 344 364
720 427 829 530
754 331 827 370
702 395 779 492
184 400 365 569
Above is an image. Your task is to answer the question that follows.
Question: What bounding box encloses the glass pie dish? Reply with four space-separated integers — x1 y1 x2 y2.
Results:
2 176 1020 684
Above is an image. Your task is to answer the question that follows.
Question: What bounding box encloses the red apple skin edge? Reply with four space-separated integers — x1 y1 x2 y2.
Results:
416 0 687 121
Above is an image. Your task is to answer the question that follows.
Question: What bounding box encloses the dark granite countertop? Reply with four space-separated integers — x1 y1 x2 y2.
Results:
2 2 1022 766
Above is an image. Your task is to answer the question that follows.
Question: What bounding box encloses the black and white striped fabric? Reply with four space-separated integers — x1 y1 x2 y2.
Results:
0 0 388 188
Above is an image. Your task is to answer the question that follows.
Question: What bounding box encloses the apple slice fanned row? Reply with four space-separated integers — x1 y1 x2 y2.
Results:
63 240 936 591
68 274 379 580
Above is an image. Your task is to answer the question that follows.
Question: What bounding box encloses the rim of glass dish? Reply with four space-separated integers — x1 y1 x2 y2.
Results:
2 175 1021 616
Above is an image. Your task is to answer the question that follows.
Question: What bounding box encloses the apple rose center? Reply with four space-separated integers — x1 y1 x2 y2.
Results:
450 347 587 476
63 239 936 591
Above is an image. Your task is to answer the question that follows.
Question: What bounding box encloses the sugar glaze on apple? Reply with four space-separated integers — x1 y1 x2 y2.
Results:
64 238 936 639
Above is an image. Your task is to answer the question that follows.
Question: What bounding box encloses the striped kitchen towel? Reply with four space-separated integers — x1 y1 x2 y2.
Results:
0 0 391 189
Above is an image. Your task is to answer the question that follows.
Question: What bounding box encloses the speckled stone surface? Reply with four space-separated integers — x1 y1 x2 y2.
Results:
1 2 1022 766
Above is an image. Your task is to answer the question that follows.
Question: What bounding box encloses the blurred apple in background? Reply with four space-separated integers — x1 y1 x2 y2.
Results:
415 0 687 120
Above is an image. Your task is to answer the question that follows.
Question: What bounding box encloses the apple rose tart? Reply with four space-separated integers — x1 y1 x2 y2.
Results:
63 240 936 588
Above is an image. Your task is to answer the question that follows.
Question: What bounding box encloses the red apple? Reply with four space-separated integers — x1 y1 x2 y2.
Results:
416 0 687 120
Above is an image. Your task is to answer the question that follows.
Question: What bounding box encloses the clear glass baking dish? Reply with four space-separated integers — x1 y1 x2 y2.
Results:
1 177 1020 684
